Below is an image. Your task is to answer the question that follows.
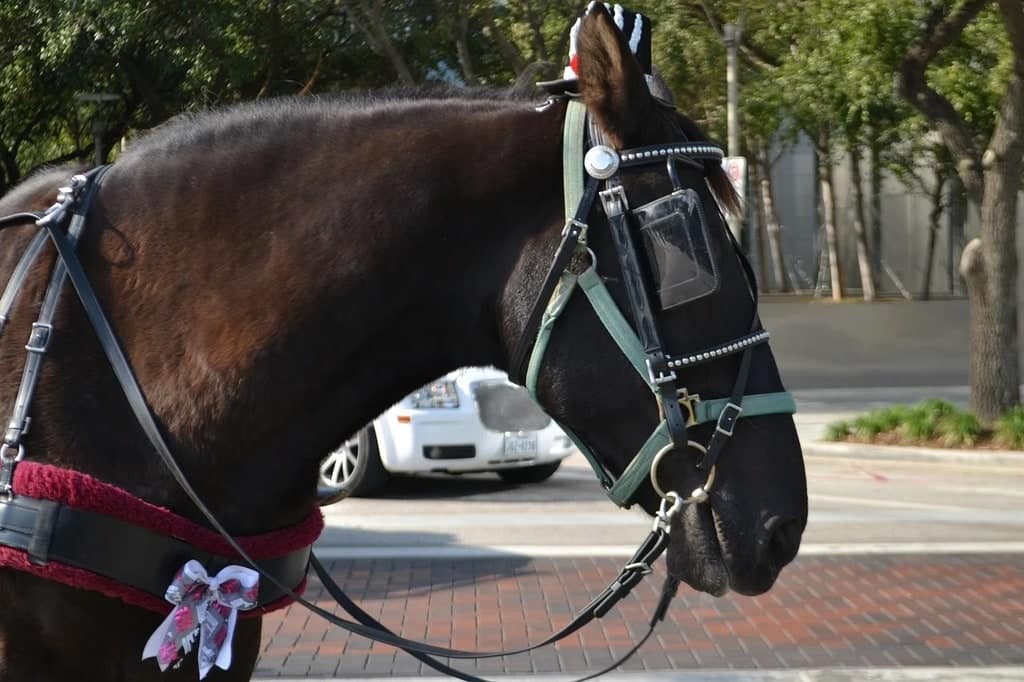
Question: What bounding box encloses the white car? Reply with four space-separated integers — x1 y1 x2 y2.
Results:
319 367 574 499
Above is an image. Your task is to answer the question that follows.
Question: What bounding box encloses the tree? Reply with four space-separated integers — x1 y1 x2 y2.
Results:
896 0 1024 420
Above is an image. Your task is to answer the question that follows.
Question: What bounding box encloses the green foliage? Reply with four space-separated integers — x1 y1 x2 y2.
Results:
825 400 1024 450
851 405 912 439
936 411 984 448
995 408 1024 450
823 420 850 441
0 0 1017 207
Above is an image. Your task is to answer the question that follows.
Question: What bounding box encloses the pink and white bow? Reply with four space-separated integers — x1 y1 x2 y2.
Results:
142 560 260 679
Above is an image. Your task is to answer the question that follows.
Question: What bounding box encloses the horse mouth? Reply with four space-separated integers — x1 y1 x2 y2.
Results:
665 500 787 597
665 502 731 596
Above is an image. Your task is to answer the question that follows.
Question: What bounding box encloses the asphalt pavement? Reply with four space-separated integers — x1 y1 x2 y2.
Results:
253 384 1024 680
255 300 1024 680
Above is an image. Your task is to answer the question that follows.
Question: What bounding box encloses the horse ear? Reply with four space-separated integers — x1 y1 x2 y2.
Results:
575 4 651 147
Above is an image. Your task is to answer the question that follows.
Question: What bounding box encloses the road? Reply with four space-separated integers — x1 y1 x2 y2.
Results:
314 387 1022 557
256 387 1024 679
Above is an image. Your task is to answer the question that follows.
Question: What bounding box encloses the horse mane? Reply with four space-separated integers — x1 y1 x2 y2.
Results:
123 86 542 160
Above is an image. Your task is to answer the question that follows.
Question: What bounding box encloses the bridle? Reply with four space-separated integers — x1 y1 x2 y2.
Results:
509 98 795 513
0 95 796 681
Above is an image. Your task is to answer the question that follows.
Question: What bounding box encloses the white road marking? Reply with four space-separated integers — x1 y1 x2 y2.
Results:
810 492 995 513
311 541 1024 559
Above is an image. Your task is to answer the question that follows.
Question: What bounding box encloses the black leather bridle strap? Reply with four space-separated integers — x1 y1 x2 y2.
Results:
0 213 44 230
598 182 691 451
509 177 600 384
0 230 48 334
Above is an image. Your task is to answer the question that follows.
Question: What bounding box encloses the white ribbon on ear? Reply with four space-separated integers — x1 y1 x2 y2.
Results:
142 560 260 679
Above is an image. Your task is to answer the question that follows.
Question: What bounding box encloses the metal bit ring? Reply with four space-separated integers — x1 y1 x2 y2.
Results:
650 441 716 504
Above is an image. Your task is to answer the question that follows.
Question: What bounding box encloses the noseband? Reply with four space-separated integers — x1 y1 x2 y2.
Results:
509 99 795 509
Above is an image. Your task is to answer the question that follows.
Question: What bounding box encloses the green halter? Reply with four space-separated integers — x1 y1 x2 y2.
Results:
524 100 796 508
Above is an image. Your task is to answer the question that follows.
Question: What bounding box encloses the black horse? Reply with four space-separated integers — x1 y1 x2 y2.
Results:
0 6 805 680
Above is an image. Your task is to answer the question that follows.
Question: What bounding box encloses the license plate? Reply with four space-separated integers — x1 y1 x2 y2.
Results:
503 433 538 456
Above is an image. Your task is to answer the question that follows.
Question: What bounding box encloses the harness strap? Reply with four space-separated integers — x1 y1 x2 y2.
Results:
562 99 587 219
0 169 112 494
0 230 48 334
577 268 648 380
525 272 578 393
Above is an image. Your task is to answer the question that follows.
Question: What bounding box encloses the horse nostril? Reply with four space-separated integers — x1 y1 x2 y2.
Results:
762 516 803 568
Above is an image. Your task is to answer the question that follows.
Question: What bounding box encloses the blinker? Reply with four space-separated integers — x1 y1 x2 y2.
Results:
633 188 719 310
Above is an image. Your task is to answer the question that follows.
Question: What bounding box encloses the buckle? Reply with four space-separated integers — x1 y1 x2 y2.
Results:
25 323 53 354
561 218 588 242
646 358 677 387
598 185 629 217
715 402 743 437
677 388 701 426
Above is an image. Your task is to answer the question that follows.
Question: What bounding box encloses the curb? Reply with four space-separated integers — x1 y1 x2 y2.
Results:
802 439 1024 467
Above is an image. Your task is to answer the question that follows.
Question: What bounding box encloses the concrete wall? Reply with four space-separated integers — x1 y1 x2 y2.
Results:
760 299 971 389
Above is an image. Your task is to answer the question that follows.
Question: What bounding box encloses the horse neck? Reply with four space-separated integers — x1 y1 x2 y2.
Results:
7 99 565 533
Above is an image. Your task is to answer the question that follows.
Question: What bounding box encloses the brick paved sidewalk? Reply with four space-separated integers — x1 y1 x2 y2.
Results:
254 554 1024 678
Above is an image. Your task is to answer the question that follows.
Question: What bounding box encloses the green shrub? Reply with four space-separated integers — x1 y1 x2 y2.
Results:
824 420 851 441
821 400 1024 450
898 409 939 442
995 407 1024 449
936 411 984 448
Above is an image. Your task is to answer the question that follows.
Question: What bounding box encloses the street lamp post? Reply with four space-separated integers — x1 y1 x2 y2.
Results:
74 93 121 166
723 23 741 159
722 23 745 249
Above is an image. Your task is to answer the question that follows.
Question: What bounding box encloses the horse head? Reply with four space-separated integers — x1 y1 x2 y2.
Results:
501 5 807 597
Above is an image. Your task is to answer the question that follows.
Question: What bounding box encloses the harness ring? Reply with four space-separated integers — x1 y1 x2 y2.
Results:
650 441 716 504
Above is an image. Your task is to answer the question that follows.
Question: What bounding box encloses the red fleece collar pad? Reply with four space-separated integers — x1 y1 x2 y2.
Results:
0 462 323 616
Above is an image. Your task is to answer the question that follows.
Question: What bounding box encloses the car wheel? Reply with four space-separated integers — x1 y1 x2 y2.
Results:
497 461 561 485
318 427 389 503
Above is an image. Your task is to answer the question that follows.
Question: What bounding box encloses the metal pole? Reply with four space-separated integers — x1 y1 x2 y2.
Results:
92 119 107 167
723 23 744 247
724 23 741 158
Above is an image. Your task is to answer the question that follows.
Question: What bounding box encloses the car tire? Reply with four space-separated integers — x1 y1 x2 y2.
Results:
318 427 389 503
497 461 562 485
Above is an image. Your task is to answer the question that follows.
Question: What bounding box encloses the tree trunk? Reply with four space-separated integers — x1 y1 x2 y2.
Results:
447 2 478 86
920 172 947 301
479 7 527 75
963 155 1023 420
816 133 844 301
0 148 19 196
749 156 770 289
351 0 415 84
849 146 877 301
753 142 791 292
897 0 1024 419
869 135 883 276
947 173 967 296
